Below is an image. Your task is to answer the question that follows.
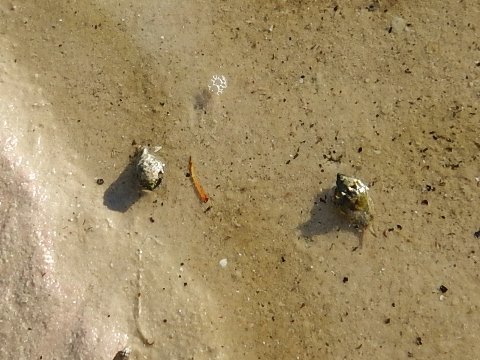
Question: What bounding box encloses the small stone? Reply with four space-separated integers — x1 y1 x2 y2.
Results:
390 16 407 33
474 230 480 239
113 347 131 360
439 285 448 293
366 2 380 12
96 178 104 185
219 258 228 268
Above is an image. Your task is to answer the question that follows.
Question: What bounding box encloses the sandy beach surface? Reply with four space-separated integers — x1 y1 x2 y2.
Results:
1 1 479 359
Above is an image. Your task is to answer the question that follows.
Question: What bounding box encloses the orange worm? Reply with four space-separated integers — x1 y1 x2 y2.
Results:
189 157 209 203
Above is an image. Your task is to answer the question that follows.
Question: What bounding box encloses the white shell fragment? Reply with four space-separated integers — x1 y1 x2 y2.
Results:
135 147 165 191
208 75 228 95
219 258 228 268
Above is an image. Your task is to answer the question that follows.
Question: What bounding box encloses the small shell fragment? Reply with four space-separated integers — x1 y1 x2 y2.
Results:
219 258 228 268
333 173 373 229
135 147 165 191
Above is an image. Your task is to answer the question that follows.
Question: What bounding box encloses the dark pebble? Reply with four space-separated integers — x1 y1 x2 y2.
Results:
96 178 104 185
474 230 480 239
343 276 348 283
415 336 422 345
439 285 448 293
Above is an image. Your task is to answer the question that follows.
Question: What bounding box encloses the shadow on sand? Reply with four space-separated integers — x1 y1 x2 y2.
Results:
298 188 363 248
103 161 142 212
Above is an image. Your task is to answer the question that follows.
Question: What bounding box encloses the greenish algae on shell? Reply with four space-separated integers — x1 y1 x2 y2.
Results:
333 173 373 229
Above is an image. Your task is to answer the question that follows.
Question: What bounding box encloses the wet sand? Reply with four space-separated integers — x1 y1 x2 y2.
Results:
1 0 479 359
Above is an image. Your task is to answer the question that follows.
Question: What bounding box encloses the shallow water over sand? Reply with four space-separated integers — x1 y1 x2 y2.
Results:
1 1 479 359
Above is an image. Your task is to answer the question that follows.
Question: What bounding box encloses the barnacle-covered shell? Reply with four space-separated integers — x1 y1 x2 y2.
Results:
135 147 165 191
333 173 373 228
